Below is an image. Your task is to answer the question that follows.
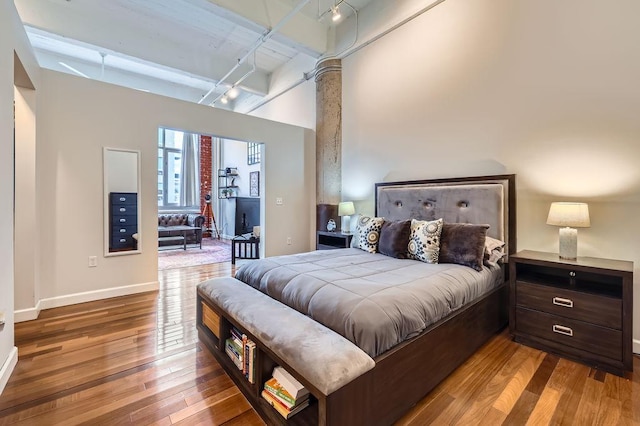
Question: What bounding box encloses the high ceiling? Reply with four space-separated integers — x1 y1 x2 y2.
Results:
15 0 376 112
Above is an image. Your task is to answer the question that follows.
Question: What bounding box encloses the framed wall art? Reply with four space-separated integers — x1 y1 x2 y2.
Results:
249 171 260 197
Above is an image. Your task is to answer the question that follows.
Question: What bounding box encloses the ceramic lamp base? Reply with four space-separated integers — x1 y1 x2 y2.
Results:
341 215 352 234
558 227 578 260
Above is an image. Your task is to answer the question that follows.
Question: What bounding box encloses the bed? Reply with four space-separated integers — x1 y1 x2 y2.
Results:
197 174 516 425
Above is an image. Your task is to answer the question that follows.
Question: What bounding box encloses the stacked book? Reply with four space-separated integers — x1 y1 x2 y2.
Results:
224 327 256 384
261 366 310 419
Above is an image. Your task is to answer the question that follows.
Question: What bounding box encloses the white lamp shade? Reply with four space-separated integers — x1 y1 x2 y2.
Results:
546 202 590 228
338 201 355 217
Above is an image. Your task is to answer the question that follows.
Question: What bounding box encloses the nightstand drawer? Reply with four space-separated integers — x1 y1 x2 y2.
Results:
516 307 621 361
516 281 621 329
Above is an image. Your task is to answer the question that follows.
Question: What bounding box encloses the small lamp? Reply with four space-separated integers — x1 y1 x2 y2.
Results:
546 202 590 260
338 201 355 234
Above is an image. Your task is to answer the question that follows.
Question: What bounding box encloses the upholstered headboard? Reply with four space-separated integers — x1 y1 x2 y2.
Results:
375 175 516 256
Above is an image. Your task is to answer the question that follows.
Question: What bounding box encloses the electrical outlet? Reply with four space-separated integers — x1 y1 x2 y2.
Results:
276 197 283 205
286 237 292 245
88 256 98 267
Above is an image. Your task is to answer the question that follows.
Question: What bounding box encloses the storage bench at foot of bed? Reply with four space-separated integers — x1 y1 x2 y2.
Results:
196 277 376 426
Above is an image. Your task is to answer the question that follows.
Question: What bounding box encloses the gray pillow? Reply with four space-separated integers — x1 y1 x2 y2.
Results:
439 223 490 271
378 220 411 259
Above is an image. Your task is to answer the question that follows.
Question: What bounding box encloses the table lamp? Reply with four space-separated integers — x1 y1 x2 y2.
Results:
546 202 590 260
338 201 355 234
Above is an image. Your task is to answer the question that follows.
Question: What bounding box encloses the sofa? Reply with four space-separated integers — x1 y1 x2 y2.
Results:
158 213 205 248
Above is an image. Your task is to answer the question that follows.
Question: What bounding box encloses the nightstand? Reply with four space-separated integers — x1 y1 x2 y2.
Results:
316 231 353 250
509 250 633 376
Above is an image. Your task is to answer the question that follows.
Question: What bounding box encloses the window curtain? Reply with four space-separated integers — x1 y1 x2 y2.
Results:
180 133 200 207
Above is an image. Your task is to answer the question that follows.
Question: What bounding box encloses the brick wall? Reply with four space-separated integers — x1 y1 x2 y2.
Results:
200 135 213 235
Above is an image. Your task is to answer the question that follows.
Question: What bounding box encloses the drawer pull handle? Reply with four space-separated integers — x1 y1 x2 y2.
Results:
119 238 126 243
552 297 573 308
119 208 126 212
119 218 126 223
552 324 573 337
119 197 126 202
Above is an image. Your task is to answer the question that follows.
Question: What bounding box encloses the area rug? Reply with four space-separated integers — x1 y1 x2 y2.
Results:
158 237 231 270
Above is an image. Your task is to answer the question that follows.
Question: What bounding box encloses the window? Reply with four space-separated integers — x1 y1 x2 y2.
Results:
247 142 261 165
158 128 200 209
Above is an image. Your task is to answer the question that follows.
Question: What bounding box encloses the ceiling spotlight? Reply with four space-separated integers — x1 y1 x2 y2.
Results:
331 5 341 22
227 87 239 99
220 94 229 104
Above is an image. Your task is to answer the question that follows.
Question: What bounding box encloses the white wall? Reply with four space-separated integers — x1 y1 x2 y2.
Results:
218 139 261 238
14 86 38 312
222 139 260 198
0 0 40 393
250 78 316 130
341 0 640 350
33 69 314 309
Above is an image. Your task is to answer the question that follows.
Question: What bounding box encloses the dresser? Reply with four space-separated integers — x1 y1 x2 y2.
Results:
316 231 354 250
109 192 138 251
509 250 633 376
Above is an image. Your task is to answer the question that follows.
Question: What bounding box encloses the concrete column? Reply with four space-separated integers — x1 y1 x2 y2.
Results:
315 58 342 230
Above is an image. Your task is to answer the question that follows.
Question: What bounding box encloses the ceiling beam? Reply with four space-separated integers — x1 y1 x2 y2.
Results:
205 0 327 56
14 0 270 94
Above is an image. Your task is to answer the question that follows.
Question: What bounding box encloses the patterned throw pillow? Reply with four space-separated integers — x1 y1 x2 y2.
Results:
408 218 444 263
355 216 385 253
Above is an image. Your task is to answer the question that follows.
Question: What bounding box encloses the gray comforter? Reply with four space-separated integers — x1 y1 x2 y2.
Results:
235 248 503 358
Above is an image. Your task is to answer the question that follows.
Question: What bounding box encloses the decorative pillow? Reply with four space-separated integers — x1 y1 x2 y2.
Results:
354 216 385 253
378 220 411 259
484 236 506 266
439 223 490 272
407 218 444 264
350 214 361 248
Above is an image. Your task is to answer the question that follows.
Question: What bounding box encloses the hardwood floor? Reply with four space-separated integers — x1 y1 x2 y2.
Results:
1 262 638 425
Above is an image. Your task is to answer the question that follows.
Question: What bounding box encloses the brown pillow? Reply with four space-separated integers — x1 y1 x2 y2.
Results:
378 220 411 259
439 223 490 271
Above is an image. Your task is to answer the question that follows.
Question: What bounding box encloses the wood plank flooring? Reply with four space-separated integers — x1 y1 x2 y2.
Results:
1 261 638 425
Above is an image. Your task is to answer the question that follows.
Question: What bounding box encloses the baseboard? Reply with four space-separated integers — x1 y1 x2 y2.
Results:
0 347 18 395
634 339 640 355
14 282 159 322
39 281 159 311
14 299 42 323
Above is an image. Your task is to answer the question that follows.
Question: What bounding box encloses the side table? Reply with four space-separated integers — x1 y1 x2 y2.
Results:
509 250 633 376
232 235 260 265
316 231 354 250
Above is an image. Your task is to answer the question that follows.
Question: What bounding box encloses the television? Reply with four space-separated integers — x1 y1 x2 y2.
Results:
235 197 260 236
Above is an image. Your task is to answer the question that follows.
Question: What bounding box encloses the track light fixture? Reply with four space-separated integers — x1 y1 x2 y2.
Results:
331 5 341 22
227 87 239 99
220 94 229 104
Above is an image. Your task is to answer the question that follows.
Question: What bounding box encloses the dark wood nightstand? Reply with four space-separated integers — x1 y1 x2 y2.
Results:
509 250 634 376
316 231 354 250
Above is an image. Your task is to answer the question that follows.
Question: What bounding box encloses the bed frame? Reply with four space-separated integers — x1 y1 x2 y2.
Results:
197 174 516 425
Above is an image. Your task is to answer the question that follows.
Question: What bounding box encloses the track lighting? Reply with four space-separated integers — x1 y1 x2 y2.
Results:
227 87 239 99
220 94 229 104
331 5 341 22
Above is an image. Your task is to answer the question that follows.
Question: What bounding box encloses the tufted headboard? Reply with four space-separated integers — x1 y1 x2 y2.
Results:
375 174 516 256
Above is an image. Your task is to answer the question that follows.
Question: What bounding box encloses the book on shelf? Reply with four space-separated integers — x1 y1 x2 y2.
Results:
245 341 256 384
261 389 310 419
225 338 243 370
273 366 309 400
264 377 309 408
227 328 256 383
230 327 244 349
